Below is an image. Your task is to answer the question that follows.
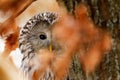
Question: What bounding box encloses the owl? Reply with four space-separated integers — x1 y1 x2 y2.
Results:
19 12 70 80
19 12 59 80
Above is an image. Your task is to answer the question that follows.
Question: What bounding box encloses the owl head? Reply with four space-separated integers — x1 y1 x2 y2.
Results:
19 12 58 54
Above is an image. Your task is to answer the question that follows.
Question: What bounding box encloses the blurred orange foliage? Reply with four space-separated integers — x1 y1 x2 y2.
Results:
0 0 36 57
52 4 112 75
75 4 112 73
0 56 28 80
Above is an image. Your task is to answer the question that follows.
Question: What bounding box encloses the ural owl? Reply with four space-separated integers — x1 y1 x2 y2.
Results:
19 12 73 80
19 12 59 80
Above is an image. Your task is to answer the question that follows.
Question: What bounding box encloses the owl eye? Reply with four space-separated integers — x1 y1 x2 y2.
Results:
39 33 47 40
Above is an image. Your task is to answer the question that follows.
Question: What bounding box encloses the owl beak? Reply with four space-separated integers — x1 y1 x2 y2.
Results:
49 43 52 52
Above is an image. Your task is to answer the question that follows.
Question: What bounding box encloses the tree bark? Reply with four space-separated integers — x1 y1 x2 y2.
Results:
57 0 120 80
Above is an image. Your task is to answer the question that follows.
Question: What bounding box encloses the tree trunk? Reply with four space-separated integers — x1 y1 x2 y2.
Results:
57 0 120 80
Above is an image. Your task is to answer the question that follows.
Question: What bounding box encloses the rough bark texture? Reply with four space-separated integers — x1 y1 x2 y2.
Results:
57 0 120 80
